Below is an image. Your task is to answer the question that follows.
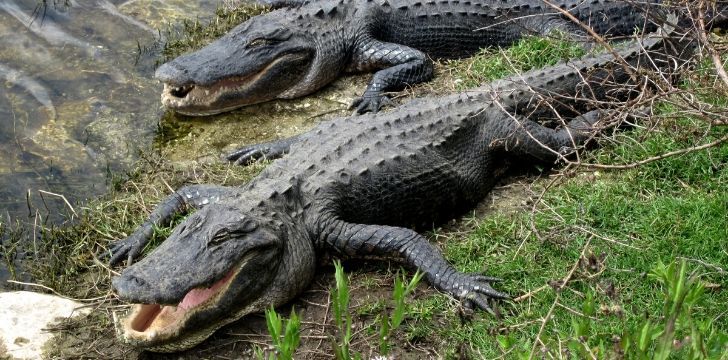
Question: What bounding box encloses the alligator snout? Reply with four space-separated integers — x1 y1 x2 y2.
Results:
114 272 182 305
155 62 188 84
155 62 197 98
113 273 149 298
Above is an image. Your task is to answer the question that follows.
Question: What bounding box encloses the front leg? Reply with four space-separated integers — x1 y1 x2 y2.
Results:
321 220 507 312
349 37 433 114
108 185 230 266
226 134 302 165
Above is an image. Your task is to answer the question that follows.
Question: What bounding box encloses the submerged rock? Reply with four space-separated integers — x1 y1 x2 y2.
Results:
0 291 90 360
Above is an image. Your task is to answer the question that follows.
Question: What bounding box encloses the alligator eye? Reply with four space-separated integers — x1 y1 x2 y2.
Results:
209 230 229 245
247 38 271 48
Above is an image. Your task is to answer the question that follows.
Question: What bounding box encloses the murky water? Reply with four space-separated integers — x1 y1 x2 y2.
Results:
0 0 224 222
0 0 235 286
0 0 359 286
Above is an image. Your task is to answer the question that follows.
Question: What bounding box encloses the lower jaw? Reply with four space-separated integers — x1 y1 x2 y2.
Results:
117 305 242 353
161 97 249 116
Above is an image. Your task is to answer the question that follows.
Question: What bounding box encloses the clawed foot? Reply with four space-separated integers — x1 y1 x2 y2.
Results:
350 94 392 114
438 272 508 314
226 139 292 165
106 225 154 266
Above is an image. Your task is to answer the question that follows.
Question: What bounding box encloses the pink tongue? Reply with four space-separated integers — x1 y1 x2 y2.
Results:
178 270 234 310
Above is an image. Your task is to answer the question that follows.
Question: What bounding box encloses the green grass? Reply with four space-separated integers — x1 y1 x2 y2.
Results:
427 131 727 357
399 40 728 357
444 35 586 89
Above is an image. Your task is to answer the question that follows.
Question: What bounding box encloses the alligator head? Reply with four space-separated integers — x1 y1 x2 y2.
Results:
155 14 316 116
111 202 307 352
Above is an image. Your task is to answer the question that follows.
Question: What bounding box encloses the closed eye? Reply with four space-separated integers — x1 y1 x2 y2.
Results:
208 230 229 245
248 38 273 48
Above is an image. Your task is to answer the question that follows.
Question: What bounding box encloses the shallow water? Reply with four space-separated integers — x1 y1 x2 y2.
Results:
0 0 224 222
0 0 230 285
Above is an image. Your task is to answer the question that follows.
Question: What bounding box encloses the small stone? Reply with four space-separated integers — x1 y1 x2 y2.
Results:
0 291 90 359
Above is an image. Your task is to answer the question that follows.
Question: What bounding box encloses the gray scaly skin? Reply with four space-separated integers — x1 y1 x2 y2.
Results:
107 14 705 351
155 0 664 115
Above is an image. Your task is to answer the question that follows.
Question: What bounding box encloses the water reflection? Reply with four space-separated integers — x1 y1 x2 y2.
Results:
0 0 220 222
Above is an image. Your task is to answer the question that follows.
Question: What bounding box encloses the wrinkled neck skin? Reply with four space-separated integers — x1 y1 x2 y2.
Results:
114 183 317 352
278 15 356 99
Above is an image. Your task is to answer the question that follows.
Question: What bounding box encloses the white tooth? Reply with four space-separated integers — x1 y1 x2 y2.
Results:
205 90 210 95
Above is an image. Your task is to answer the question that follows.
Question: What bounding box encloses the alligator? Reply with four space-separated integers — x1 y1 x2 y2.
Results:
155 0 667 116
106 12 705 351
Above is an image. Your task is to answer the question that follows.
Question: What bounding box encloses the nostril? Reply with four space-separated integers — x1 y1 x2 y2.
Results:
112 274 148 298
131 275 147 288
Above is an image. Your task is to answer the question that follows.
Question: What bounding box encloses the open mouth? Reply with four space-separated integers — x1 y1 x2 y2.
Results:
159 53 307 116
160 78 252 116
168 84 194 98
119 268 236 343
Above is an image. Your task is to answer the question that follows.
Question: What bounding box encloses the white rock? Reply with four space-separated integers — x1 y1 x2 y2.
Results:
0 291 90 360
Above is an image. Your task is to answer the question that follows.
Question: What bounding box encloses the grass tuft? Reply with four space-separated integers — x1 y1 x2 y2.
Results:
444 35 586 89
160 4 270 62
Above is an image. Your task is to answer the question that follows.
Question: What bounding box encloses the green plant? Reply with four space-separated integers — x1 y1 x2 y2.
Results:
331 260 356 360
494 259 728 359
618 260 726 359
379 270 423 355
263 306 301 360
446 34 585 89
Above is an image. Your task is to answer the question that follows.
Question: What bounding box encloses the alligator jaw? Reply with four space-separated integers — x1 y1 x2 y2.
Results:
116 262 244 350
160 82 245 116
160 53 308 116
124 271 232 334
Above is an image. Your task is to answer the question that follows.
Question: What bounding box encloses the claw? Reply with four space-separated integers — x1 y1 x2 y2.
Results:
107 225 154 266
439 271 509 314
226 147 266 165
350 94 388 114
481 286 510 300
469 273 503 283
348 97 363 110
108 239 136 266
467 295 495 316
108 247 127 266
226 138 294 165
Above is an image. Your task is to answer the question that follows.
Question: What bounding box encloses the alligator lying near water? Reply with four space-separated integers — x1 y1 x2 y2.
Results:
156 0 666 115
107 14 702 351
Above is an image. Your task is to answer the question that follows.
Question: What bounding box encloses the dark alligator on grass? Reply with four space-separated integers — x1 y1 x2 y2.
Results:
107 13 708 351
156 0 667 115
